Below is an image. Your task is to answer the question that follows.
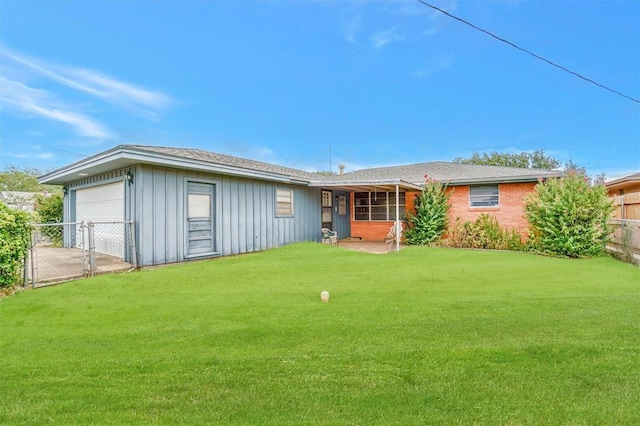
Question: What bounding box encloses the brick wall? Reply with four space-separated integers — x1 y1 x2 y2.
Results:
350 183 536 241
349 190 419 241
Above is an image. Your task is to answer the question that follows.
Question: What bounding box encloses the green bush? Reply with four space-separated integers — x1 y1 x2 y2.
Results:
0 203 31 288
440 214 524 251
34 193 63 246
524 173 614 258
404 178 451 245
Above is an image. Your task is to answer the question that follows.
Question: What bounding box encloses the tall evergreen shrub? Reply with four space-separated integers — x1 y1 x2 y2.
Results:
404 177 451 245
524 173 614 258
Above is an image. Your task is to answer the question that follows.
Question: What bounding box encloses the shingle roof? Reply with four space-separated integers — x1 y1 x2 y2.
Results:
338 161 563 185
123 145 334 182
126 145 563 185
39 143 564 186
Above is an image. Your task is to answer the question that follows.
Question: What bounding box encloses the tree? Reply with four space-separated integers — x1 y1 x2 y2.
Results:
404 176 451 245
453 149 561 170
0 166 61 194
524 172 614 258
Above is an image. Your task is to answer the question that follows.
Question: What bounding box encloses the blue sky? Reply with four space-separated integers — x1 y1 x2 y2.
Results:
1 0 638 180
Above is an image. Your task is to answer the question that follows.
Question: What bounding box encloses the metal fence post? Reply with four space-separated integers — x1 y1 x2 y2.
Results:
29 229 37 287
81 222 88 276
88 221 95 277
128 221 138 269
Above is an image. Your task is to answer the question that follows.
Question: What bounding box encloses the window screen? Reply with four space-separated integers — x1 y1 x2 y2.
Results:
469 185 499 207
276 189 294 215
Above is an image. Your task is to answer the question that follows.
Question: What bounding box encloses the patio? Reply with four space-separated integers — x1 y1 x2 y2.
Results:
338 239 405 254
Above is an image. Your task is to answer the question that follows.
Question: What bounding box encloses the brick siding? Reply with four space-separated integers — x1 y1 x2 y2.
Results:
350 183 536 241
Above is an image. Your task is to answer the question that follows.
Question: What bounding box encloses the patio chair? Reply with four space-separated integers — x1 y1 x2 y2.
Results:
321 228 338 245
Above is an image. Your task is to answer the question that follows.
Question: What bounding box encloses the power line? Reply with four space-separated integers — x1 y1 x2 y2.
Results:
417 0 640 104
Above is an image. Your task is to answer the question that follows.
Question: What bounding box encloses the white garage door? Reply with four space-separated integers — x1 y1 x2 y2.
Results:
76 181 125 257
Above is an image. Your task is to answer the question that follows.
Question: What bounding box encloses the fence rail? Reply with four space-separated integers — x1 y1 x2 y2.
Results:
607 219 640 265
25 220 137 287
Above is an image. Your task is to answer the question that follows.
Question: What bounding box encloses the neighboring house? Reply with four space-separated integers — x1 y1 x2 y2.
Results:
606 173 640 220
39 144 563 267
0 191 39 212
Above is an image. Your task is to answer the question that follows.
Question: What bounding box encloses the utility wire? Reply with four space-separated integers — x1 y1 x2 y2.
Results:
417 0 640 104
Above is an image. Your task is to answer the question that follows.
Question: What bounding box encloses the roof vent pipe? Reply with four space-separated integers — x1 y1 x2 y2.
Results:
339 164 345 175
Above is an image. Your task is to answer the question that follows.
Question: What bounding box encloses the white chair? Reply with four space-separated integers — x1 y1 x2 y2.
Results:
321 228 338 245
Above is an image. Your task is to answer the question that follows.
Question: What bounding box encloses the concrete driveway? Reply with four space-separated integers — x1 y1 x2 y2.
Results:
28 246 132 287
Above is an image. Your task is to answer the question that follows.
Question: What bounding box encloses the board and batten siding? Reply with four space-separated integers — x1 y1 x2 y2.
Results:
134 165 322 266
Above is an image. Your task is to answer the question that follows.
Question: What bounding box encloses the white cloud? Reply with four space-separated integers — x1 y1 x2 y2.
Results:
0 45 173 121
371 26 404 49
0 76 112 139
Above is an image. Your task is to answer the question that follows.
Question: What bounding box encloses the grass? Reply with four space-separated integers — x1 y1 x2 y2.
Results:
1 243 639 425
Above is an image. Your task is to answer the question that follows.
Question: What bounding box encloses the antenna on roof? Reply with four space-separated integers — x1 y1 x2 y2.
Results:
329 143 332 174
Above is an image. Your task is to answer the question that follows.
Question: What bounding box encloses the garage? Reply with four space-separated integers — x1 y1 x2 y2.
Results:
75 181 125 257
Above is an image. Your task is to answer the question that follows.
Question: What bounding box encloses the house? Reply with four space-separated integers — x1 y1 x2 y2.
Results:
39 144 563 267
0 191 43 212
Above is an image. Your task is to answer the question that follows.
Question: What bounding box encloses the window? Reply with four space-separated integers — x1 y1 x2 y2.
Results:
354 191 405 221
188 193 211 218
469 185 499 207
276 189 294 216
321 190 332 225
338 195 347 216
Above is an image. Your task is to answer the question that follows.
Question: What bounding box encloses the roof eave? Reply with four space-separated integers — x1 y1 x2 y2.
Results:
442 173 564 186
39 145 313 186
309 179 423 192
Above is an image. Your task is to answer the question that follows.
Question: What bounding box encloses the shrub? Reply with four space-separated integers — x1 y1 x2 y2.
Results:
0 203 31 288
524 173 614 258
440 214 524 251
34 193 63 246
404 177 451 245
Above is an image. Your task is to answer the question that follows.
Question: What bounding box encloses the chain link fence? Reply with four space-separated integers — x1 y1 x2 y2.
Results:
607 219 640 265
26 221 137 287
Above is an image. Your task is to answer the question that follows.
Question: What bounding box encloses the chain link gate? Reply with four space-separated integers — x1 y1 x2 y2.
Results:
26 221 137 288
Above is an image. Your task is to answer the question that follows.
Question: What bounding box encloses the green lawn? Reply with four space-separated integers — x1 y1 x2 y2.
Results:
1 243 639 425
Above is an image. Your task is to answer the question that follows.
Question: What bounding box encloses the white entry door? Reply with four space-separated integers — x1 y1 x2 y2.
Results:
75 181 125 256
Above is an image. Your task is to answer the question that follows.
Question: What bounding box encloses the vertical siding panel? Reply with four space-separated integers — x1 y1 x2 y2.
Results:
246 181 255 252
165 169 179 263
266 183 274 249
140 166 155 266
252 182 260 251
294 187 302 242
230 179 239 254
221 176 232 256
259 182 267 250
176 173 185 262
238 180 247 253
153 168 167 265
